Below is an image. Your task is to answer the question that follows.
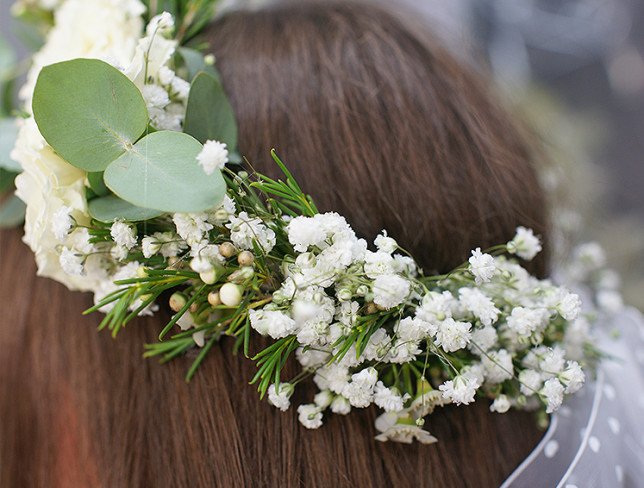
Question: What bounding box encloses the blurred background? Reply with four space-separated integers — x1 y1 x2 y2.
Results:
1 0 643 305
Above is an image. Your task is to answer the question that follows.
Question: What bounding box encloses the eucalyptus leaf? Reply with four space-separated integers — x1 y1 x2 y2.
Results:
0 118 20 172
32 58 149 172
183 72 237 148
0 168 18 193
88 195 164 222
104 131 226 213
0 194 26 228
87 171 110 197
0 34 16 80
178 47 220 82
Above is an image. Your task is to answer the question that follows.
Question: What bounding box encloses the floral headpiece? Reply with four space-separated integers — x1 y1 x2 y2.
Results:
2 1 606 443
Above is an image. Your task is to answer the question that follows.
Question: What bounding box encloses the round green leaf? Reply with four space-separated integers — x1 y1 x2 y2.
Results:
88 195 164 222
183 72 237 148
32 58 148 172
0 194 26 228
178 47 221 82
0 118 20 172
103 131 226 213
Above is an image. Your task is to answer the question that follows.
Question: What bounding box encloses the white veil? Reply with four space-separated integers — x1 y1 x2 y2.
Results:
502 307 644 487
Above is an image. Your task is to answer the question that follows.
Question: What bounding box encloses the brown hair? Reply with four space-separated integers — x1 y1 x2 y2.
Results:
1 2 547 486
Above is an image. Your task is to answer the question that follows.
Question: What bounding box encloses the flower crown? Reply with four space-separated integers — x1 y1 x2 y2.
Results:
3 2 607 444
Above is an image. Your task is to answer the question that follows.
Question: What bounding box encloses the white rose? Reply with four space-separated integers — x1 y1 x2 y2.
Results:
20 0 145 106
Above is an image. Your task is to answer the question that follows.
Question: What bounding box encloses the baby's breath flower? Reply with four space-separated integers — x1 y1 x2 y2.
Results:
59 247 84 276
374 382 409 412
146 11 174 35
374 230 397 253
559 361 585 394
363 251 396 278
142 84 170 109
197 140 229 175
507 226 542 260
297 404 323 429
556 290 582 320
342 367 378 408
541 377 565 413
51 205 74 241
470 325 498 353
249 309 297 339
439 375 479 405
314 390 334 409
287 215 327 252
372 274 410 309
468 248 496 284
458 288 499 326
173 213 213 246
268 383 294 411
330 395 351 415
110 220 137 250
490 394 511 413
506 306 549 338
435 318 472 352
374 412 437 444
482 349 514 383
519 369 543 396
227 212 276 252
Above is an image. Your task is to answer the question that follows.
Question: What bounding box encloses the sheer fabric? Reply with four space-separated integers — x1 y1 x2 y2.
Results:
503 307 644 487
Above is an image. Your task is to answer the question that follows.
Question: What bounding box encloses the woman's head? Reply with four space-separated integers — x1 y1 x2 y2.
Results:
2 2 548 486
208 0 549 274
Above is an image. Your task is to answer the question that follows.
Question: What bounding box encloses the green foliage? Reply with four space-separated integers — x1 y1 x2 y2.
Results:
88 195 164 222
87 171 110 197
142 0 220 44
178 47 220 81
0 118 20 172
0 194 25 228
0 36 18 117
183 72 237 148
104 130 226 212
0 168 18 193
32 59 149 172
251 150 318 217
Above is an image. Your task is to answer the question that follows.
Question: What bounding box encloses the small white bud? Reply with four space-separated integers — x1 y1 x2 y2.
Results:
237 250 255 266
356 285 369 297
219 242 237 258
207 291 221 307
169 293 187 312
337 288 353 302
214 208 230 221
200 269 218 284
220 283 243 306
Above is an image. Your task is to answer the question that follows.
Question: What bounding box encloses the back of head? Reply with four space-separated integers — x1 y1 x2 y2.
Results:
1 1 547 487
208 0 549 275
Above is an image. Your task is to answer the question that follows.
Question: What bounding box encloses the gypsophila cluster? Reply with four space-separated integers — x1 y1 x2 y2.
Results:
51 180 597 443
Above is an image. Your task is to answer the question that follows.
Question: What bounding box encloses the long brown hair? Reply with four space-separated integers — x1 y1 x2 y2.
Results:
1 2 547 486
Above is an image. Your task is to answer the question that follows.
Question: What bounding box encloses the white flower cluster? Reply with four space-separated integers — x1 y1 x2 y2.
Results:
125 11 191 131
248 223 588 443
